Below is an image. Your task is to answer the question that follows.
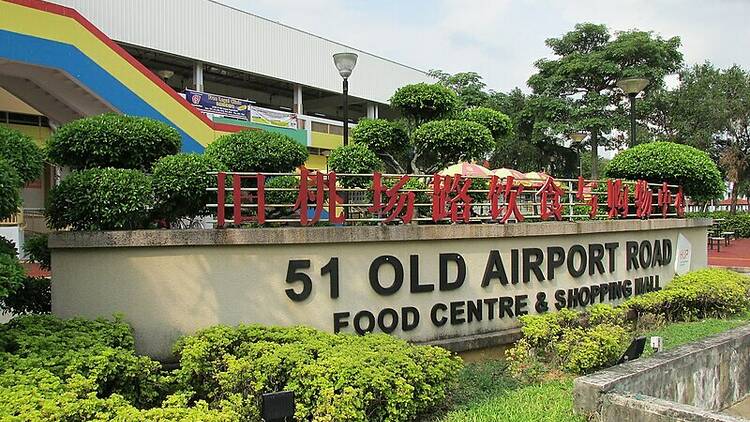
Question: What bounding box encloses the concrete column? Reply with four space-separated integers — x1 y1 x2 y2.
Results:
366 102 379 119
293 84 303 115
193 62 204 92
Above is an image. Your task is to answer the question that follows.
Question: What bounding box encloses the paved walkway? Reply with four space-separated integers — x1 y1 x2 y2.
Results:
708 237 750 270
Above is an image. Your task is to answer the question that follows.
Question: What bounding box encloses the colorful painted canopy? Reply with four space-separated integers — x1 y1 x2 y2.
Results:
438 162 492 177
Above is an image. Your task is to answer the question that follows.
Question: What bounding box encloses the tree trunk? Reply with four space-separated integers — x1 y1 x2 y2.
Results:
590 131 599 179
730 181 739 214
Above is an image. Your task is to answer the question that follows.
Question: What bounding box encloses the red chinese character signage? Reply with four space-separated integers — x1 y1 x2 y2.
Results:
214 171 687 227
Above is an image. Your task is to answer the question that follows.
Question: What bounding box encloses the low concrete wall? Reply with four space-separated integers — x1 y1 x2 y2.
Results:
574 325 750 421
50 219 709 360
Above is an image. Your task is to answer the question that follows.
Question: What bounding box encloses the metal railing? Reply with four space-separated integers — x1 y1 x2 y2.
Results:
205 171 686 228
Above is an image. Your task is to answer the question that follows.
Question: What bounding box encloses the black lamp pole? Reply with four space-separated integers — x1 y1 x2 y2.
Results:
628 92 637 148
343 77 349 146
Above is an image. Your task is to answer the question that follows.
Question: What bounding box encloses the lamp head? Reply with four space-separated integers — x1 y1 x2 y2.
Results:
333 52 358 79
616 77 650 94
157 69 175 80
570 132 587 143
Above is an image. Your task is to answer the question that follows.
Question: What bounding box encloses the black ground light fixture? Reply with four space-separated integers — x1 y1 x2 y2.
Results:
262 391 295 421
333 52 358 146
617 336 647 365
616 77 650 148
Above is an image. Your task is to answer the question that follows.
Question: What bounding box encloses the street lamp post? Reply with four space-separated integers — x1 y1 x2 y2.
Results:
570 132 587 177
333 52 358 146
616 78 650 148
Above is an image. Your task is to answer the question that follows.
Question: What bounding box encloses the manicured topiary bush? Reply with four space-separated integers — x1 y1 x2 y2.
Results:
390 83 460 125
412 120 494 172
151 153 226 223
266 175 299 210
622 268 750 321
605 142 724 202
0 158 22 220
351 118 407 154
327 143 384 187
46 113 181 170
22 233 50 271
205 130 308 173
0 126 44 183
460 107 512 139
173 324 462 422
46 168 153 231
0 277 50 315
0 253 25 299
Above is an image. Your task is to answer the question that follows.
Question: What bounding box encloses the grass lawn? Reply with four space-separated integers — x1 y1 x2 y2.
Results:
439 313 750 422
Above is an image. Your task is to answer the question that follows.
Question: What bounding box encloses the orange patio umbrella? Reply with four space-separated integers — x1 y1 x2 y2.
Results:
438 162 492 177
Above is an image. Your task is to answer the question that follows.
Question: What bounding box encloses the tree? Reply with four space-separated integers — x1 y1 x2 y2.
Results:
460 107 512 139
528 23 683 178
411 120 494 173
0 126 44 183
644 63 750 211
389 83 459 127
428 70 489 107
351 119 408 173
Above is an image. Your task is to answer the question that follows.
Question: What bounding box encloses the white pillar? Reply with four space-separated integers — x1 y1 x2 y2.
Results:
193 62 204 92
366 102 378 119
293 84 303 115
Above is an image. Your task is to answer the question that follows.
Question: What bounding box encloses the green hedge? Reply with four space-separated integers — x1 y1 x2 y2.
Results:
605 142 724 202
205 130 308 173
0 316 462 421
460 107 512 139
173 324 462 421
151 153 226 223
687 211 750 238
46 168 153 231
622 268 750 321
327 143 384 188
46 114 181 171
412 120 494 171
389 83 459 124
0 126 44 183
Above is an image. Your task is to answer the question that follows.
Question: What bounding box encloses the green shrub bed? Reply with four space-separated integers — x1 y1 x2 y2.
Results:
0 316 461 421
507 268 750 379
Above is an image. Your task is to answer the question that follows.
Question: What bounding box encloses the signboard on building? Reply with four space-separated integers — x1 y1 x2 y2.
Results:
184 89 253 121
251 106 298 129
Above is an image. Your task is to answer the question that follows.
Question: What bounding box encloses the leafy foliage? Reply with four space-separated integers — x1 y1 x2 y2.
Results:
0 277 50 316
428 70 489 108
0 254 25 299
412 120 494 172
205 130 308 173
460 107 512 139
46 168 153 231
173 324 462 422
351 119 408 173
22 233 50 271
687 211 750 238
0 158 22 220
0 126 44 183
265 175 299 209
0 236 16 258
622 268 750 321
327 143 384 187
152 153 226 223
605 141 724 201
46 113 181 170
390 83 460 126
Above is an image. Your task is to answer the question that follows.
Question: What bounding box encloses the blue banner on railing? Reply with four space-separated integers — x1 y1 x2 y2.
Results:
184 89 253 120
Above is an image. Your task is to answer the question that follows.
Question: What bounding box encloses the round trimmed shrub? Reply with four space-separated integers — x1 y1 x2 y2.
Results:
46 168 153 231
205 130 308 173
22 233 49 271
0 253 25 299
327 143 384 187
390 83 459 124
0 126 43 183
266 175 299 208
46 113 181 170
605 142 724 202
351 118 407 153
152 153 226 222
0 158 22 220
460 107 512 139
412 120 494 171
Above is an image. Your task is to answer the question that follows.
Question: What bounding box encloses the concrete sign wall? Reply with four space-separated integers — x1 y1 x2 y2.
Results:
50 219 710 360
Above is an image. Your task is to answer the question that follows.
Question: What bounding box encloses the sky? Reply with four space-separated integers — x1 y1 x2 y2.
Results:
217 0 750 93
